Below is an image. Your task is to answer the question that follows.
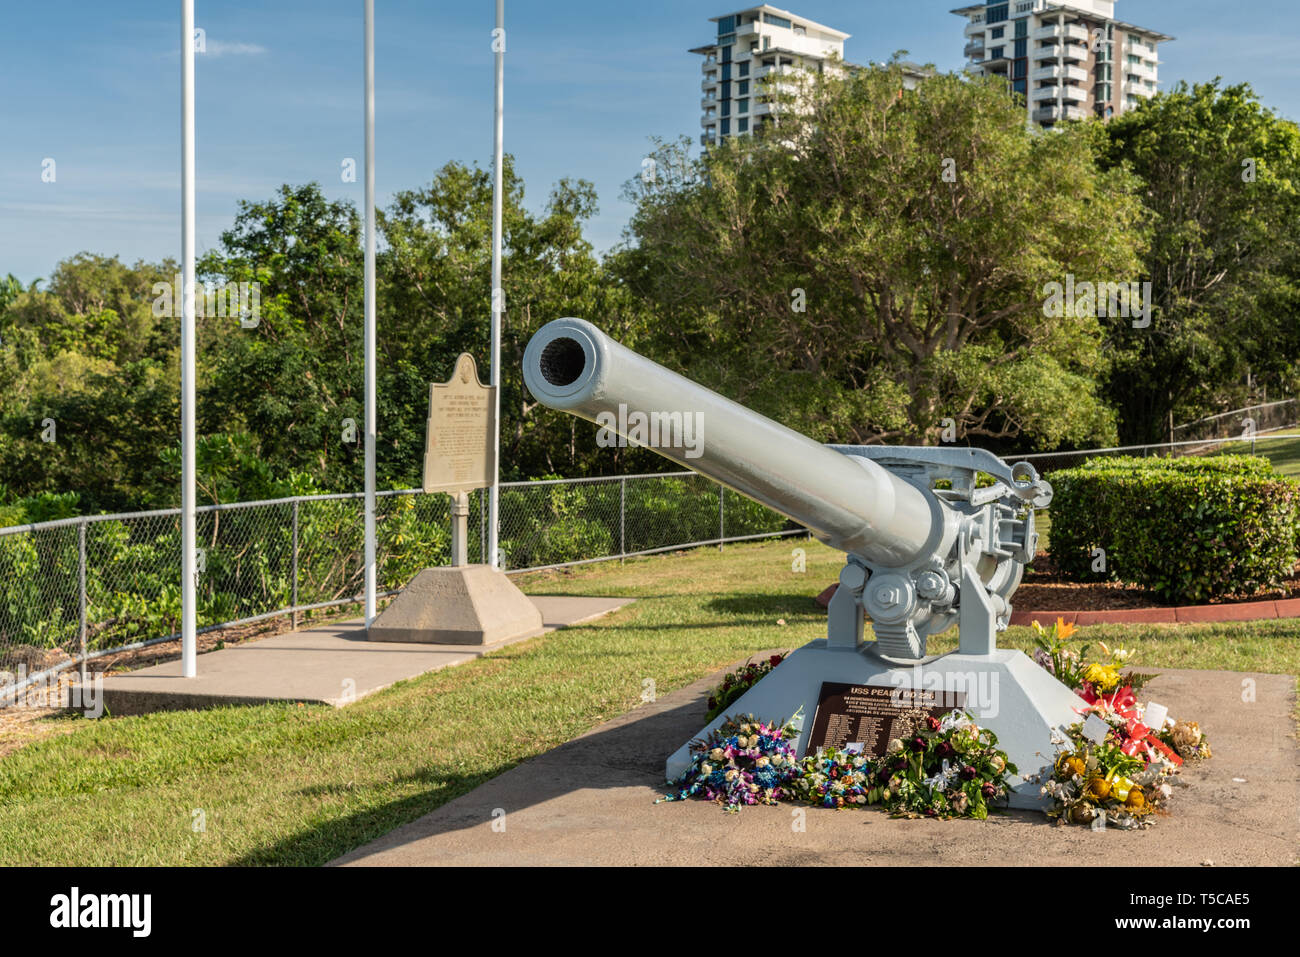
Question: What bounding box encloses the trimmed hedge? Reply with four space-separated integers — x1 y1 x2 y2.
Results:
1047 455 1300 603
1077 454 1276 475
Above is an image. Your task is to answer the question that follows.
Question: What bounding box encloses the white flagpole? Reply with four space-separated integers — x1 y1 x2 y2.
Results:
488 0 504 570
180 0 197 677
364 0 378 625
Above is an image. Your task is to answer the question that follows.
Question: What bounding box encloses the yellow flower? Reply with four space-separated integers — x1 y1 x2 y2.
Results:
1056 617 1078 641
1083 663 1121 692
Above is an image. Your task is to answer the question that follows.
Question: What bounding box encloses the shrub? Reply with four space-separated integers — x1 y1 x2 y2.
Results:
1047 455 1300 603
1077 454 1274 475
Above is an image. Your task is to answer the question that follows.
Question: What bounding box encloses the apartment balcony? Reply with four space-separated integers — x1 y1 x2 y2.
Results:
1125 60 1157 80
752 62 802 80
964 20 986 38
701 93 717 108
1123 82 1157 99
1033 104 1088 123
1032 63 1088 83
700 58 718 73
1032 39 1088 64
1034 21 1089 43
700 133 717 147
1032 85 1086 104
702 75 718 91
700 113 717 127
964 41 985 58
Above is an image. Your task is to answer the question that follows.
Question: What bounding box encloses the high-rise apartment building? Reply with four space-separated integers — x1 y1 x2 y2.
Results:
953 0 1172 127
692 6 850 146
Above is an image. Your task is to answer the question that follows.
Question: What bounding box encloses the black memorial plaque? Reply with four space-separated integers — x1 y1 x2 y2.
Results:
806 683 966 757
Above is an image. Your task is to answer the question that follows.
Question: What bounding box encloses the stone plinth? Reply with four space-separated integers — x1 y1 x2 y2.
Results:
367 565 544 646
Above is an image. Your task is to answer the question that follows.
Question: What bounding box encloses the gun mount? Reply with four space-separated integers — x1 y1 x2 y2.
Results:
522 318 1051 660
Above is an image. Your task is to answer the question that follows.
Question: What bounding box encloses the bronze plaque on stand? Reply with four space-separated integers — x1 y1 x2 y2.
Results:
423 353 496 495
806 682 966 757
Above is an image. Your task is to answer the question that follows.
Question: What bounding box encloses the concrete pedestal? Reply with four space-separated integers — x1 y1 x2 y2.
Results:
666 640 1085 809
367 565 544 646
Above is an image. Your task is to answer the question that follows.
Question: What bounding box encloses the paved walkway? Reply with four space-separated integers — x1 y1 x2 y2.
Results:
333 659 1299 867
95 595 631 716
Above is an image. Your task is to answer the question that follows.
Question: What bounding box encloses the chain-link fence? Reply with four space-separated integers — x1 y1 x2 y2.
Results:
8 433 1298 701
0 473 800 700
1171 399 1298 444
1015 432 1300 474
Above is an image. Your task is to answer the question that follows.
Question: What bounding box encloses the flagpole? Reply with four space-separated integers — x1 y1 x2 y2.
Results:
363 0 378 625
488 0 504 570
180 0 197 677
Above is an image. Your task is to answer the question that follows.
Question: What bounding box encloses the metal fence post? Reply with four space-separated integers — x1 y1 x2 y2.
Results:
78 518 87 684
480 491 486 564
291 498 300 631
619 477 626 563
718 487 725 552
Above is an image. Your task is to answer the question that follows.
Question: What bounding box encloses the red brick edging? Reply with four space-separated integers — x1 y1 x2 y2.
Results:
814 583 1300 627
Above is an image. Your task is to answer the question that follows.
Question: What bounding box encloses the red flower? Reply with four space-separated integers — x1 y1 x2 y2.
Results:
769 654 784 667
926 716 942 732
1111 685 1137 712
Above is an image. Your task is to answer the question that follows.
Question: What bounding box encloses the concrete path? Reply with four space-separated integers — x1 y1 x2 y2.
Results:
95 595 631 716
333 661 1299 867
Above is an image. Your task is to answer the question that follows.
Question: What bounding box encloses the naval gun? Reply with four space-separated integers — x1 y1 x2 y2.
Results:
522 317 1052 661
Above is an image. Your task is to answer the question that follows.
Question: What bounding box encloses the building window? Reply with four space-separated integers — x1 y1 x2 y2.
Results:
739 62 750 77
738 98 749 113
738 80 749 95
1013 58 1027 78
794 25 805 36
987 4 1009 25
990 27 1004 39
721 45 732 62
1014 38 1027 58
990 46 1004 59
763 36 770 50
1012 78 1027 96
1015 18 1028 38
717 15 735 36
765 13 792 29
721 81 731 99
739 118 749 132
721 118 730 135
721 99 731 116
721 63 731 81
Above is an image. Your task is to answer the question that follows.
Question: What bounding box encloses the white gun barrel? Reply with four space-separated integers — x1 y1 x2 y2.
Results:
522 318 936 567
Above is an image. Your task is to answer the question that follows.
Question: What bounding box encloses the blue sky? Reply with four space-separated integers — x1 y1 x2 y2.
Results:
2 0 1298 284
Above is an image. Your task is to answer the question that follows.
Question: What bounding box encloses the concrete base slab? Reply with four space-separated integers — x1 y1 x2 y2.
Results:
665 640 1084 809
367 565 543 645
92 594 630 717
332 663 1299 867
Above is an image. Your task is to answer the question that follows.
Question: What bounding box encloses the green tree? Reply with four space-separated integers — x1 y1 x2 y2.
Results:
379 158 658 482
616 63 1140 449
1096 81 1300 443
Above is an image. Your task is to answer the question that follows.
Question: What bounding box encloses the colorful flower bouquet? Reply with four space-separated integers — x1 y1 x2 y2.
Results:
789 710 1018 820
1029 618 1212 827
658 712 802 812
705 654 787 721
1040 720 1184 829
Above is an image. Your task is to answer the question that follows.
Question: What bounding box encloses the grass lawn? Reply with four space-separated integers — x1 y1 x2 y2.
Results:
1 537 1297 866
